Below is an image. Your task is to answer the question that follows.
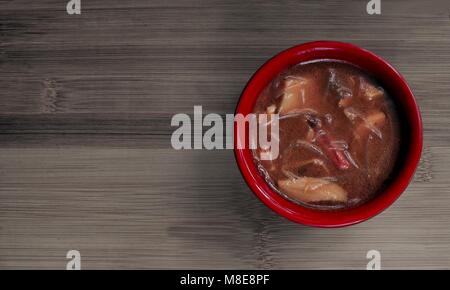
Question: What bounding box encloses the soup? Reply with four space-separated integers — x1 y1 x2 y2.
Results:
252 61 401 210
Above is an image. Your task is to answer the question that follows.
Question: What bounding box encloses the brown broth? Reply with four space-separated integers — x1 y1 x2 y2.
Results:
252 60 401 210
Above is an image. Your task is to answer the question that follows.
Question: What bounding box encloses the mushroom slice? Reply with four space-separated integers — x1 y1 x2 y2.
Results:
329 70 359 108
278 177 348 203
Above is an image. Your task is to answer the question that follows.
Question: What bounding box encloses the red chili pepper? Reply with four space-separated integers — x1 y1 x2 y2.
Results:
314 131 350 170
306 115 350 170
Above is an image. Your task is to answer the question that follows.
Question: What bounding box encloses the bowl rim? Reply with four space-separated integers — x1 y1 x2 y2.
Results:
233 41 423 228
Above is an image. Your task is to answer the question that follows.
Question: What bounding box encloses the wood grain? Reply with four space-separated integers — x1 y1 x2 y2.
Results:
1 0 450 269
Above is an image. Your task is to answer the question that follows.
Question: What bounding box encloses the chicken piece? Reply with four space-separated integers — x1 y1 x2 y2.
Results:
360 77 384 101
266 104 277 114
338 96 353 108
259 104 277 128
278 75 321 115
344 108 386 140
278 177 348 203
354 110 386 140
366 111 386 127
343 107 360 122
278 77 307 115
305 127 315 142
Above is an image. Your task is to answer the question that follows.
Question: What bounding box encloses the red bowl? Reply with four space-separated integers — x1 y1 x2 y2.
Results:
234 41 423 228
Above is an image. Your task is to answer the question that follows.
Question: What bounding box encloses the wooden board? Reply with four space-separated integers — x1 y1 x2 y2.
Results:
0 0 449 269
